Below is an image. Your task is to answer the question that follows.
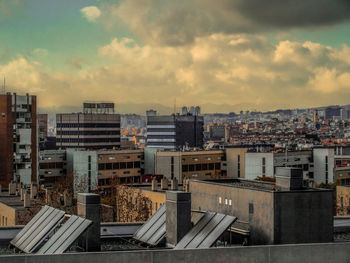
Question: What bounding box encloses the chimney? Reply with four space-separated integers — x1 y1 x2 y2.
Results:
151 177 158 191
20 188 25 201
9 182 16 195
183 179 190 192
30 184 38 199
161 178 168 190
171 178 178 190
166 191 192 247
24 191 31 208
77 193 101 252
275 167 303 191
45 189 52 205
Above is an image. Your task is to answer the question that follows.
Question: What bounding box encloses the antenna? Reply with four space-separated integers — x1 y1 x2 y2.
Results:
174 98 176 114
2 76 5 94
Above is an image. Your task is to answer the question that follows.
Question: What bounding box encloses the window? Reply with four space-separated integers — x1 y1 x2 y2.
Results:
219 197 222 204
225 199 228 205
229 200 232 206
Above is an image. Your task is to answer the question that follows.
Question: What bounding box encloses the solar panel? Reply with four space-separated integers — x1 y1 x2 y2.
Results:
37 215 92 255
10 206 65 253
175 212 237 249
133 204 166 246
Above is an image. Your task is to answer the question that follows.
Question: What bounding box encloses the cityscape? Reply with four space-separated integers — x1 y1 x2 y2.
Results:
1 1 350 263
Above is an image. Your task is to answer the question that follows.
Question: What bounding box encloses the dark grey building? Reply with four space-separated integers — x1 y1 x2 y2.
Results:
56 103 120 150
189 168 333 245
325 106 341 120
146 113 204 149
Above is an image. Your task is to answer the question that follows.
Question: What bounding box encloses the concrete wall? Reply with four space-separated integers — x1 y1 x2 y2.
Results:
189 180 275 245
313 148 334 185
225 148 247 178
274 190 334 244
1 243 350 263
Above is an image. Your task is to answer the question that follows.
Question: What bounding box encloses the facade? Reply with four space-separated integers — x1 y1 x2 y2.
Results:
334 167 350 186
336 186 350 215
244 149 332 185
146 114 204 149
38 150 67 187
189 177 333 245
313 148 334 185
155 150 225 181
67 149 143 195
0 93 37 188
37 113 48 150
225 147 248 178
56 103 120 150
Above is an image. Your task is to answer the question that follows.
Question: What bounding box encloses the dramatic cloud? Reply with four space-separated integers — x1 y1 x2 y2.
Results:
98 0 350 45
2 35 350 113
80 6 101 22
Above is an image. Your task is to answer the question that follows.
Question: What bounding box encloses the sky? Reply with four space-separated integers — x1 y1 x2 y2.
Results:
1 0 350 114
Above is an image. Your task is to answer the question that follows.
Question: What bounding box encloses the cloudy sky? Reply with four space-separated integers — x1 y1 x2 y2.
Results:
1 0 350 114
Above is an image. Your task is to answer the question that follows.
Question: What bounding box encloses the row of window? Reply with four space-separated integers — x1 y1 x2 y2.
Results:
57 130 120 135
57 123 120 128
57 138 121 143
218 197 232 206
98 161 141 170
39 162 64 169
182 163 221 172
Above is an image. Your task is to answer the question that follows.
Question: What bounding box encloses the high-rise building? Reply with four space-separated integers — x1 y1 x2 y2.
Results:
0 93 38 188
37 113 48 150
56 102 120 149
146 112 204 149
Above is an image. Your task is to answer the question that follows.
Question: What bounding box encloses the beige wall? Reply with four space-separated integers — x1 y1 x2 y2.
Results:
225 148 247 178
0 202 16 226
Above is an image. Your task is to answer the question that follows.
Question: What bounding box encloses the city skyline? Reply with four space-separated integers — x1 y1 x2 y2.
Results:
1 0 350 114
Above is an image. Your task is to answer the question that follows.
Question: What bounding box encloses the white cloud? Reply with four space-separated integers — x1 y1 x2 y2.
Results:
2 36 350 113
80 6 101 22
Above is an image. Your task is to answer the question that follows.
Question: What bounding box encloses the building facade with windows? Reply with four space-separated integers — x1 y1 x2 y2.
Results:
0 93 38 188
56 103 120 150
146 114 204 149
155 150 226 181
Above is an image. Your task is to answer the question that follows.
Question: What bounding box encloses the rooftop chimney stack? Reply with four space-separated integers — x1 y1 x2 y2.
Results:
20 188 25 201
166 191 192 247
275 167 303 191
24 191 31 208
30 184 37 199
77 193 101 252
171 178 178 190
161 178 168 190
9 182 16 195
152 177 158 191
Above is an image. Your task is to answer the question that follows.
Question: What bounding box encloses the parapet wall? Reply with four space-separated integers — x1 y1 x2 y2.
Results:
1 242 350 263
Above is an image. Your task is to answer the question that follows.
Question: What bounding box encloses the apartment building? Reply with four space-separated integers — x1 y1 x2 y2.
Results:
56 102 120 150
0 93 37 188
38 149 67 187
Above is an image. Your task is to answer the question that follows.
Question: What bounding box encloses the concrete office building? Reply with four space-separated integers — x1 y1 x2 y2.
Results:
56 103 120 150
325 106 341 120
67 149 143 195
146 113 204 149
225 147 248 178
0 93 38 188
155 150 225 181
190 170 333 245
